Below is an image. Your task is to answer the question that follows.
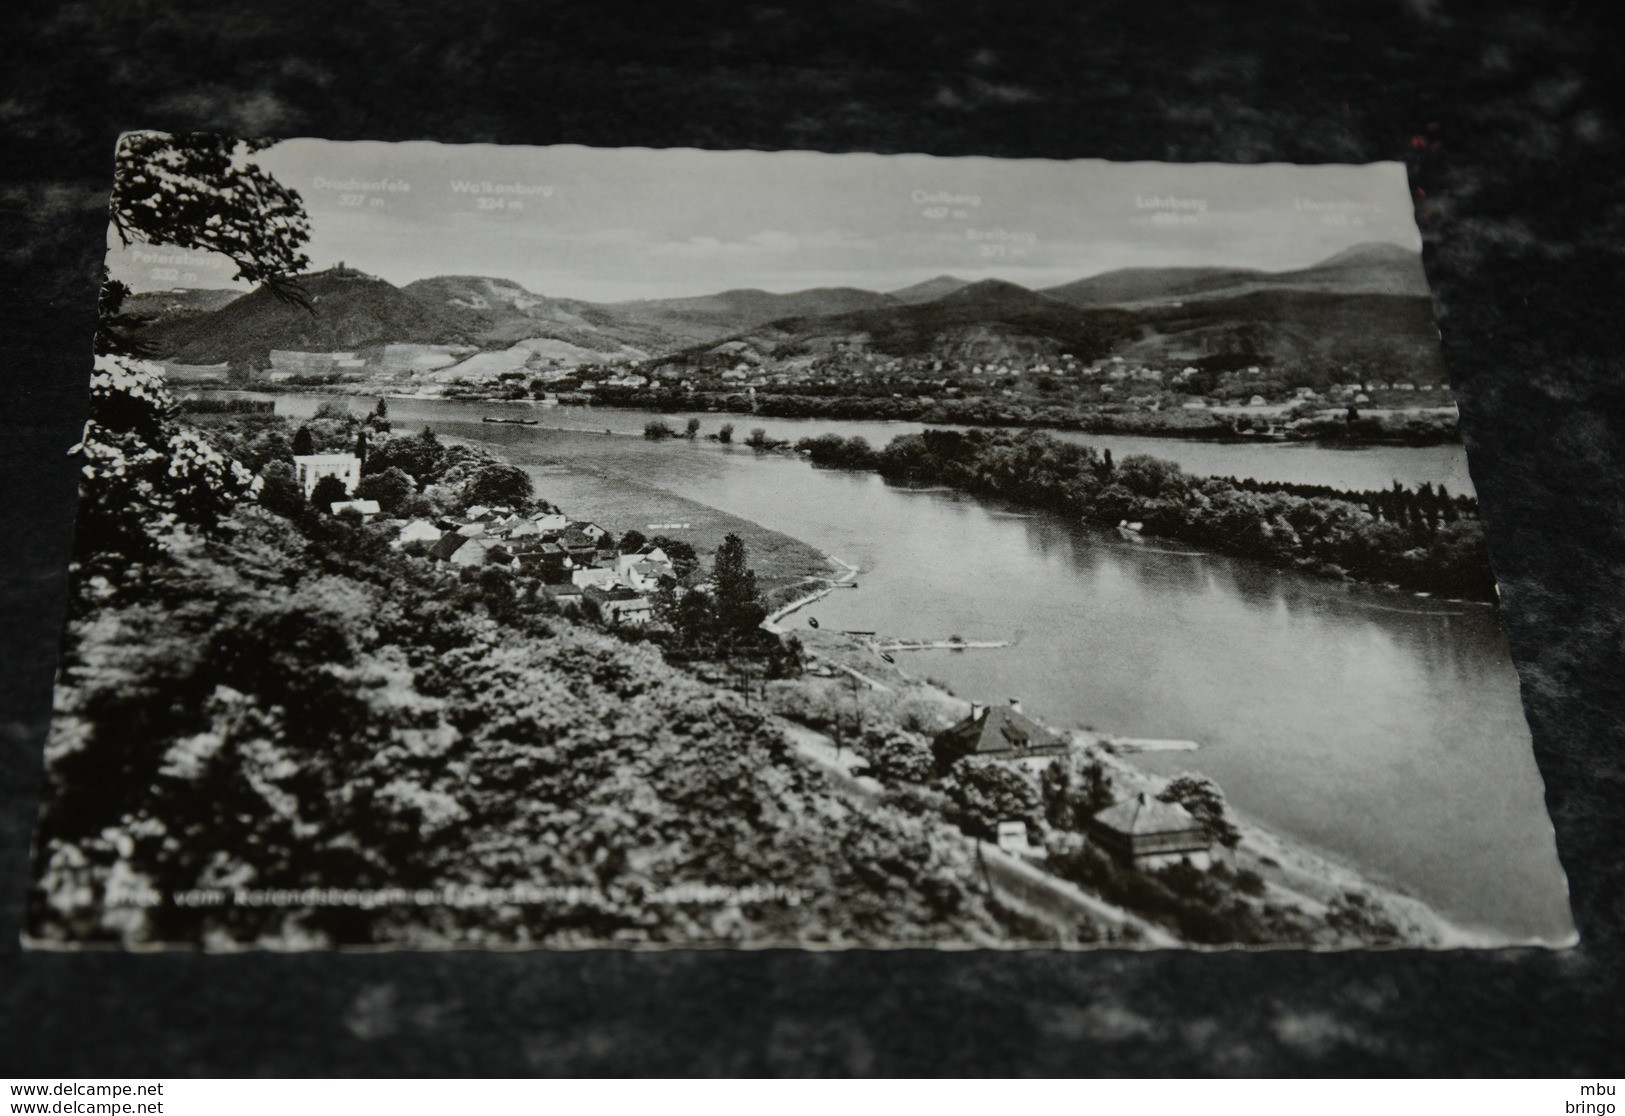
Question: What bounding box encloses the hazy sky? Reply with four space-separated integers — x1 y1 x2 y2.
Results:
108 138 1423 300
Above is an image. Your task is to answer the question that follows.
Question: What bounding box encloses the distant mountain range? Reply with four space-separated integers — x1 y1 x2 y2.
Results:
1040 242 1431 308
128 242 1439 378
733 279 1122 365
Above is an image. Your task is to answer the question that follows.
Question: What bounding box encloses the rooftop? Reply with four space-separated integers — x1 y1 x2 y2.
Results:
1092 793 1204 838
935 702 1066 758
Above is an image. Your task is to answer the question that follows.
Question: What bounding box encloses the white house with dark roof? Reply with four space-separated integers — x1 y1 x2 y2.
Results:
603 596 655 626
624 558 675 592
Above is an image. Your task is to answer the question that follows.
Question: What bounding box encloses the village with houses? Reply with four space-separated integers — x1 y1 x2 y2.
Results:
293 448 681 627
294 444 1227 896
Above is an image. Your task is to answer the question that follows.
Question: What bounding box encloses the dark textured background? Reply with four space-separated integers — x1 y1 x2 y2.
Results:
2 0 1622 1076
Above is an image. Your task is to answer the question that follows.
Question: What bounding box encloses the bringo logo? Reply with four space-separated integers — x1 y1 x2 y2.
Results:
1569 1083 1618 1115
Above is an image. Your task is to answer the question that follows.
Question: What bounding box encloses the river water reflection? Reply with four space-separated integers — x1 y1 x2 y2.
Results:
269 393 1568 942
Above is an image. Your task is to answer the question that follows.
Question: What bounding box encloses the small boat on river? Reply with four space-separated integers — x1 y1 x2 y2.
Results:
482 416 541 426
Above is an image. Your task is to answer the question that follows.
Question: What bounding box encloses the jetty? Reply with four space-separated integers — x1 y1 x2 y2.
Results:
761 556 859 631
873 638 1011 652
1099 735 1201 754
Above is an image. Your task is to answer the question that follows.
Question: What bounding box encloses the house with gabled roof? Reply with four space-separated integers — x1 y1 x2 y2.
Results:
426 532 469 563
602 595 655 626
513 540 571 582
932 698 1070 770
546 581 585 610
625 557 675 592
1088 793 1212 870
571 566 619 591
530 512 571 533
450 537 492 567
616 544 669 576
556 529 598 565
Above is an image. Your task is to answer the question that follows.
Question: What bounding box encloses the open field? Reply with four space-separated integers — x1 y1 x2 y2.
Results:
454 427 832 598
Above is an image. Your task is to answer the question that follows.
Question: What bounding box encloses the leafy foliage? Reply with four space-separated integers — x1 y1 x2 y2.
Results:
1046 833 1332 945
937 760 1042 841
855 732 936 786
1158 774 1242 849
466 464 534 508
70 355 260 569
363 427 446 489
1040 753 1116 831
34 508 1014 948
308 474 349 510
711 533 766 633
799 428 1497 600
357 468 416 517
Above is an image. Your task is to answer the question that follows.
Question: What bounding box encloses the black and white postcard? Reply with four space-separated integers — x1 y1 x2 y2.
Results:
27 133 1574 950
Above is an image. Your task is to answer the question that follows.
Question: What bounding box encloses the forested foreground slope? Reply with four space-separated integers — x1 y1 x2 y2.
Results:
29 358 1033 949
34 504 1031 949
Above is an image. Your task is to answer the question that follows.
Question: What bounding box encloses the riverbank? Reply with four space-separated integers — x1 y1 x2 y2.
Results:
182 389 1482 492
433 420 1468 946
236 381 1467 447
447 426 831 600
218 390 1571 943
795 427 1498 603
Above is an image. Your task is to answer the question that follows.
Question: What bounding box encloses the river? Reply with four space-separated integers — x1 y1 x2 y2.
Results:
451 398 1473 492
263 393 1569 943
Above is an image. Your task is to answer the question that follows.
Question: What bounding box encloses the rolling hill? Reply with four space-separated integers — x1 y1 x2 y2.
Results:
130 242 1441 382
888 275 974 304
139 267 475 368
661 259 1442 381
671 279 1129 366
1041 266 1266 308
404 275 667 355
1110 288 1446 376
600 286 901 347
1264 242 1433 296
1041 242 1431 308
122 287 245 326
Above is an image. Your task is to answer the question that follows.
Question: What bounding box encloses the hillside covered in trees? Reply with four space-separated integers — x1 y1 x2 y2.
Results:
32 357 1039 949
